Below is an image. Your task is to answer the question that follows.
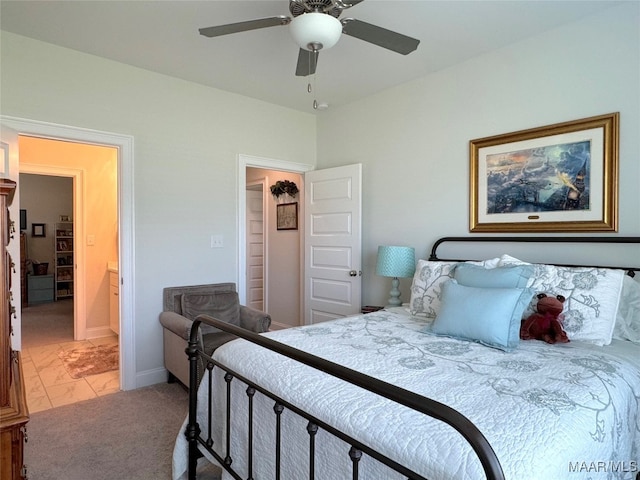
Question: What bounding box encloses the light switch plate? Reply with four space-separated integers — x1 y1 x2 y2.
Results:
211 235 223 248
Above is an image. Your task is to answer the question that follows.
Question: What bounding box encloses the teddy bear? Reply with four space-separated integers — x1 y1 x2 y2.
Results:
520 293 570 344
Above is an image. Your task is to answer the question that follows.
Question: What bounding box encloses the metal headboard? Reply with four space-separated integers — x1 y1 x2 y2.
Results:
429 236 640 277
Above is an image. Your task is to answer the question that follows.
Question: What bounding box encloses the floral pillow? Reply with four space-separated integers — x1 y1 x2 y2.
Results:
409 257 500 319
498 254 625 346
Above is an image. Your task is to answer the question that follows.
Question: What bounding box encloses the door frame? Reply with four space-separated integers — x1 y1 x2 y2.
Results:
237 154 313 307
1 115 136 391
20 164 86 340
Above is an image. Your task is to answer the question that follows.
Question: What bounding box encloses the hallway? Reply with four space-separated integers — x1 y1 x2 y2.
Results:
21 300 119 413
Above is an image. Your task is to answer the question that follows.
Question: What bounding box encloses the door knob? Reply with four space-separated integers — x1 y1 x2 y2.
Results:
349 270 362 277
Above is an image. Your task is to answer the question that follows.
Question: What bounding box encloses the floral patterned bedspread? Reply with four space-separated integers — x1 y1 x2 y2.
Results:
173 309 640 480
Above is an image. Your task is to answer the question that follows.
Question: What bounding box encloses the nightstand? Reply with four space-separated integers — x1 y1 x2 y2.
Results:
362 305 384 314
27 274 54 305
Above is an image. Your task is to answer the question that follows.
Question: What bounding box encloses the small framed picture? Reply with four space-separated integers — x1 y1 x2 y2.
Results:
60 215 70 222
276 202 298 230
32 223 46 237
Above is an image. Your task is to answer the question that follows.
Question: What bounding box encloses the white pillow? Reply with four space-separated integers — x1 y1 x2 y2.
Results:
408 257 500 319
613 275 640 344
499 254 625 346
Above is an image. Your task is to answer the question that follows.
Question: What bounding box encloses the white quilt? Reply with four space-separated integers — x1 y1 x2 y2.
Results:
173 309 640 480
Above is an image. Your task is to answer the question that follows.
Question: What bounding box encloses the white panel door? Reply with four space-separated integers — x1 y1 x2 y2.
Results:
304 164 362 324
246 188 264 311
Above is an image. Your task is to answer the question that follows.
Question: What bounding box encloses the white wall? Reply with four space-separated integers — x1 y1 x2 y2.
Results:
316 2 640 306
1 31 316 385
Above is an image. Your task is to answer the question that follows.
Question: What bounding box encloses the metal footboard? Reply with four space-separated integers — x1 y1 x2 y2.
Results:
186 316 505 480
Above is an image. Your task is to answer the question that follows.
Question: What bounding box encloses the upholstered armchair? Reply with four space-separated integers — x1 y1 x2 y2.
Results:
159 283 271 388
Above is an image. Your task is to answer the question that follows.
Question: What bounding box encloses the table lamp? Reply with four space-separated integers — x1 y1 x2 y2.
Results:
375 245 416 307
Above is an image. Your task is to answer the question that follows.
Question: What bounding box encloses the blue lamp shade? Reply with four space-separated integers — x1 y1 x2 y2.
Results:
375 246 416 308
375 246 416 278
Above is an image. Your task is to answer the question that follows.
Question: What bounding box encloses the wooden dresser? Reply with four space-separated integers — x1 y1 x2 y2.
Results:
0 179 29 479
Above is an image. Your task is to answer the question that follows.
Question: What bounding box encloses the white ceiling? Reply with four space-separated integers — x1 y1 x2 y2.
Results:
0 0 622 113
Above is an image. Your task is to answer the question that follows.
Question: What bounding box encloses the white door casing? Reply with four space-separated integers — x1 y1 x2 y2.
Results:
246 185 264 312
304 164 362 324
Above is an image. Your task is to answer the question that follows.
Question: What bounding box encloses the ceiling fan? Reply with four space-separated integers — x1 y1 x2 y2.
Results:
199 0 420 77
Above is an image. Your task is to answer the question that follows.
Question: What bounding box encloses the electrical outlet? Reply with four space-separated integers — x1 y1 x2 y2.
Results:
210 235 223 248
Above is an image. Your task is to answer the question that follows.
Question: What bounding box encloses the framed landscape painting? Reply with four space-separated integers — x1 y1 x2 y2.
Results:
469 112 619 232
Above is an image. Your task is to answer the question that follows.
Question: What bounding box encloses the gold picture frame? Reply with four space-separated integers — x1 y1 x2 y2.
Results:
469 112 619 233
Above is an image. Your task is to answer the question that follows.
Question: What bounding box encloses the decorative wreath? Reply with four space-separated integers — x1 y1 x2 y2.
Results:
270 180 299 199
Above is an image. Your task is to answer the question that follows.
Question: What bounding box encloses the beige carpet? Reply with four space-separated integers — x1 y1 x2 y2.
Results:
58 344 119 378
25 382 222 480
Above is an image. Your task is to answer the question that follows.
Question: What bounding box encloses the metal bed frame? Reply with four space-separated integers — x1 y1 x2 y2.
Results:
185 236 640 480
429 236 640 277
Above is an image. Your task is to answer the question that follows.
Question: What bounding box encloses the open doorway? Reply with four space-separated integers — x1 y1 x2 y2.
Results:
20 173 75 345
246 167 303 329
240 157 364 329
2 116 136 391
19 137 118 337
19 137 120 410
240 155 313 330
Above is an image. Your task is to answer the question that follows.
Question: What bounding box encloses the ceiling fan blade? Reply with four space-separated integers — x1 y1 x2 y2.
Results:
337 0 365 8
341 18 419 55
199 16 291 38
295 49 319 77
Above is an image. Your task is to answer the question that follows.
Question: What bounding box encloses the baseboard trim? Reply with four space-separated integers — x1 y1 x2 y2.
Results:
86 326 116 339
136 367 169 388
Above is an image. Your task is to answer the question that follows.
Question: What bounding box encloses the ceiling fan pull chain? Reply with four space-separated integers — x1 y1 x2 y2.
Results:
312 83 317 109
312 63 318 109
307 49 313 94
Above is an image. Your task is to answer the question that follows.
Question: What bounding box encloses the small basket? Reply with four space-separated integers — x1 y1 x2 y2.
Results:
33 263 49 276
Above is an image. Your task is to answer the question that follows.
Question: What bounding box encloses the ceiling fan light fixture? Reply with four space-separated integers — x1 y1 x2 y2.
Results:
290 12 342 51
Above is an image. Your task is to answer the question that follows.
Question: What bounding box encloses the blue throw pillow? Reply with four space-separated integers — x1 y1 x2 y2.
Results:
430 279 535 351
453 263 534 289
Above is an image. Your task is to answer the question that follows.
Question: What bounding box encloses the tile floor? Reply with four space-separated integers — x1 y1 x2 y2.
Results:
22 335 120 413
